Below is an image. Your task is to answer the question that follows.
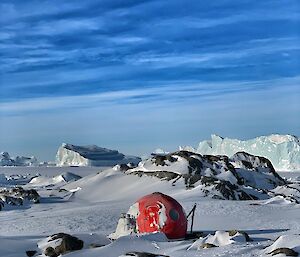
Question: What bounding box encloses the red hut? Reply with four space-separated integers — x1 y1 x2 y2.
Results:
135 192 187 239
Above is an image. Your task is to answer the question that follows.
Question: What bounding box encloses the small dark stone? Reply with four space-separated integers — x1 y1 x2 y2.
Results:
26 250 37 257
228 230 252 242
89 243 104 248
269 247 299 256
124 252 170 257
200 243 218 249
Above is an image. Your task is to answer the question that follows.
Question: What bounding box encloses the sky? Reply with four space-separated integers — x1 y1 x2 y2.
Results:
0 0 299 161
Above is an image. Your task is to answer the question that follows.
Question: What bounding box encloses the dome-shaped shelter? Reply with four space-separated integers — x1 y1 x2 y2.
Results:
135 192 187 239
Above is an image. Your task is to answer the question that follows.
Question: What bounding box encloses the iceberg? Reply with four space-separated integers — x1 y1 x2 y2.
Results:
56 143 141 167
197 134 300 171
0 152 38 166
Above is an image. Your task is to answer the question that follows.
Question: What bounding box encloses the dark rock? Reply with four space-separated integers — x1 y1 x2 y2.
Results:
124 252 170 257
26 250 37 257
44 233 84 256
88 243 105 248
200 243 218 249
228 230 252 241
44 247 58 257
127 150 286 201
269 247 299 256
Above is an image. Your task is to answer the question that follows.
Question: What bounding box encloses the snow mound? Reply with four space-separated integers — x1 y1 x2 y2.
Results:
29 172 81 186
0 151 38 167
56 143 141 167
261 195 295 205
264 234 300 256
189 230 249 249
197 134 300 171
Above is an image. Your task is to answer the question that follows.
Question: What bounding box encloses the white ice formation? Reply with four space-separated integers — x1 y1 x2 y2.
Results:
56 143 141 167
197 134 300 171
0 151 38 166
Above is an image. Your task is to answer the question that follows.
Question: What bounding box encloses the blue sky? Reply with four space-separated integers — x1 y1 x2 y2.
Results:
0 0 299 160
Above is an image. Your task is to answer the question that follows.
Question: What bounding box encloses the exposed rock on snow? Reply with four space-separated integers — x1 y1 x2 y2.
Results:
38 233 84 257
56 143 141 167
264 234 300 256
125 150 286 201
0 187 40 209
197 134 300 171
121 252 170 257
0 151 38 166
188 230 251 250
34 233 111 257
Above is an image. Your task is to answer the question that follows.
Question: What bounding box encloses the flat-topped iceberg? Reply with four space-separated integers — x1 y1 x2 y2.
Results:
56 143 141 167
197 134 300 171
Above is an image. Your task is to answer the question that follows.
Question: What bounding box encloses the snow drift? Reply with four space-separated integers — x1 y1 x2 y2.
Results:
56 143 141 167
197 134 300 171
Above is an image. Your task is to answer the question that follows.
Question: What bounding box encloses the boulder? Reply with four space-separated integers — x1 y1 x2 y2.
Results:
42 233 84 257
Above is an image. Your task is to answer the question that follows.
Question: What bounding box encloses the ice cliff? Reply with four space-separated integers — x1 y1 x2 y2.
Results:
197 134 300 171
0 152 38 166
56 143 141 167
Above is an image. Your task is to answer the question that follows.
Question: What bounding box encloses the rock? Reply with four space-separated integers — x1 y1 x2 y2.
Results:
0 187 40 205
200 243 218 249
126 150 286 201
88 243 104 248
269 248 299 256
228 230 251 242
43 233 84 256
26 250 37 257
123 252 170 257
44 247 57 257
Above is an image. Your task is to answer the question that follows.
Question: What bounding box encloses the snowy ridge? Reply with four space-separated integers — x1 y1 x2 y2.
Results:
197 134 300 171
56 143 141 167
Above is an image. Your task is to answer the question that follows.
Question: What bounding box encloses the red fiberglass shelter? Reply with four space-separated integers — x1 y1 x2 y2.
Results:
135 192 187 239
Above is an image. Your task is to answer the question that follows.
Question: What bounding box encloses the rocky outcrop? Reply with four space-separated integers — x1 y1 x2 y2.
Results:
125 150 288 201
56 143 141 167
0 187 40 210
42 233 84 257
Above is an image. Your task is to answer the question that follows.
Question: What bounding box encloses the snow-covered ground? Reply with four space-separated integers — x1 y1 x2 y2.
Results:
1 166 300 257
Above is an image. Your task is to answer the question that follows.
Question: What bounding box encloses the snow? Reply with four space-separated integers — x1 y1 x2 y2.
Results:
188 230 247 250
28 172 81 187
197 134 300 171
264 234 300 256
56 143 141 167
1 165 300 256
